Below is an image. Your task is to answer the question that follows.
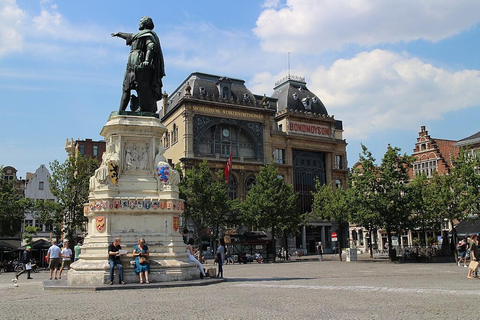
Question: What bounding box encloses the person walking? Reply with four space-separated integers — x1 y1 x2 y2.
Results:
216 238 225 278
467 234 479 279
457 238 468 268
108 237 125 285
13 246 33 285
58 241 72 279
317 241 324 261
47 239 62 280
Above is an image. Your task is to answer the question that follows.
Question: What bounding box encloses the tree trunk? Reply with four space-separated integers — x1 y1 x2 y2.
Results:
271 224 276 263
387 231 395 262
369 228 374 259
283 231 289 261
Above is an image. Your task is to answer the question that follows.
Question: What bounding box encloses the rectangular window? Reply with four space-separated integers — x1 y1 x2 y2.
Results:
39 181 44 190
274 149 285 164
35 220 42 230
334 155 343 169
93 145 98 157
24 219 33 227
79 144 85 155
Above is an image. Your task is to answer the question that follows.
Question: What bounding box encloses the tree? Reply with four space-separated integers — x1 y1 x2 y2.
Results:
349 144 382 258
426 149 480 254
0 172 24 237
23 225 40 245
49 155 98 245
376 146 413 261
310 181 350 261
407 173 442 246
241 161 299 262
179 160 231 252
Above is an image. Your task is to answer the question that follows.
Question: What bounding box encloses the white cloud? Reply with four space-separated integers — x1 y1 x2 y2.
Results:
0 0 26 57
302 49 480 140
254 0 480 53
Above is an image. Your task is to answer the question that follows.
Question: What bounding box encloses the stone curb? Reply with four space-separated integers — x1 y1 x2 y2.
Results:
43 277 225 291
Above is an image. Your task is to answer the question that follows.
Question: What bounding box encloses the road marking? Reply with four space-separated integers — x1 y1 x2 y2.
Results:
233 283 480 296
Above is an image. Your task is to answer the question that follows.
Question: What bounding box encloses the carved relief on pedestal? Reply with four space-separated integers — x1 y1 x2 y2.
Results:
123 140 150 172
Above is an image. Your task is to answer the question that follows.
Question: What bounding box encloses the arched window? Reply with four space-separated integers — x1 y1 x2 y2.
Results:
198 124 256 159
245 175 256 195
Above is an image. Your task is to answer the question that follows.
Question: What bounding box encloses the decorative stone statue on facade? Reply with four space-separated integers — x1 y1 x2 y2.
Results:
154 144 180 191
112 16 165 113
89 141 120 191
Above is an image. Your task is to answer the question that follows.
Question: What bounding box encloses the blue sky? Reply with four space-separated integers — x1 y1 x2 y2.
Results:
1 0 480 178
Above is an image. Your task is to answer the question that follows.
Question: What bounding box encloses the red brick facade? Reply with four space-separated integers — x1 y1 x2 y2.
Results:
409 126 459 179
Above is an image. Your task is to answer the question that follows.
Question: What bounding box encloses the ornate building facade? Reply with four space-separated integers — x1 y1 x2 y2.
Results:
161 72 348 254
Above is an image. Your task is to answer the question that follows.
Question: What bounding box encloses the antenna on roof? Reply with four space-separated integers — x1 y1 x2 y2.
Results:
288 52 291 79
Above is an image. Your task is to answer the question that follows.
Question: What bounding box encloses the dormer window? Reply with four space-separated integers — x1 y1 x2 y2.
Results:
292 93 298 100
199 87 206 96
222 87 230 99
302 97 312 110
243 93 251 103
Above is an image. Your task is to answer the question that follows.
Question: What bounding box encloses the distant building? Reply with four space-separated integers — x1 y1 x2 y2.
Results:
410 125 460 178
161 72 348 255
65 138 106 162
456 130 480 156
23 164 56 245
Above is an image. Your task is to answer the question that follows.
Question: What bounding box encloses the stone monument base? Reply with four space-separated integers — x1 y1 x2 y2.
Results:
67 114 198 285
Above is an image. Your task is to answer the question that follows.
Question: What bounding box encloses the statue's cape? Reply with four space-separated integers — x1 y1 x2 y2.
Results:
133 29 165 99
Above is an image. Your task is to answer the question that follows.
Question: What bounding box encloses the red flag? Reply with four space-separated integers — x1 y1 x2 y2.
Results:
224 151 233 184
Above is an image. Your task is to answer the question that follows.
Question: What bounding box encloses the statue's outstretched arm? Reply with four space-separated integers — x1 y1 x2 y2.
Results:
111 32 131 40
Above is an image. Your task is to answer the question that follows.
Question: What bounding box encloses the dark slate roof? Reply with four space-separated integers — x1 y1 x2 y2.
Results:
271 76 328 115
165 72 275 116
457 131 480 146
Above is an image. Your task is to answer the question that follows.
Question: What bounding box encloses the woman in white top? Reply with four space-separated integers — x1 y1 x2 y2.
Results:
186 238 206 277
59 241 72 279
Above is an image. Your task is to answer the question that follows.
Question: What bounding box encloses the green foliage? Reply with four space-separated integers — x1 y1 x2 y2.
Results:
349 144 382 230
0 174 24 236
49 155 98 244
241 161 299 262
179 160 231 245
310 181 350 261
407 173 442 245
23 225 40 245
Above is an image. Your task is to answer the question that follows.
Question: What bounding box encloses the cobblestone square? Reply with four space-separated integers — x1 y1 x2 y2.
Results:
0 256 478 319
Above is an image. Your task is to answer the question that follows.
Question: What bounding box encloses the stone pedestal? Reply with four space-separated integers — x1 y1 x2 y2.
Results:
68 114 198 285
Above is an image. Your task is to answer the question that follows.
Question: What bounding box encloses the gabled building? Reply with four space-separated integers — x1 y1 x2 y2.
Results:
161 72 348 255
410 126 459 178
23 164 56 245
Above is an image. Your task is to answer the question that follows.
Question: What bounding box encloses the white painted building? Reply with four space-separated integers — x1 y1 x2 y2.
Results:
23 164 56 245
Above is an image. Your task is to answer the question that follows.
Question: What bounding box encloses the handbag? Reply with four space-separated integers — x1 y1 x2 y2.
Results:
139 256 149 265
469 260 478 271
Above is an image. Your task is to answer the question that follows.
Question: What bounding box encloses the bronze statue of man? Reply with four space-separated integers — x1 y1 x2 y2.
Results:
112 16 165 113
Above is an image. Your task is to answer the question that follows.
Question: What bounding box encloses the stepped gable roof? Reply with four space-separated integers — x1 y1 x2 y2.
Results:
165 72 273 116
457 131 480 146
271 76 328 116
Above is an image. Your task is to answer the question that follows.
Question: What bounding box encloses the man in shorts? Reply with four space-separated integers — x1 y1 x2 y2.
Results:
47 239 62 280
59 241 72 279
